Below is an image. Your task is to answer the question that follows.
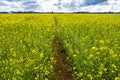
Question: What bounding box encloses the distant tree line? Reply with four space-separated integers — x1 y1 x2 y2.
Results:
0 11 120 14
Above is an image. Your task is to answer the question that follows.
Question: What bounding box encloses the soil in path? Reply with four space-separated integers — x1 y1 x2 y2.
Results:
51 17 74 80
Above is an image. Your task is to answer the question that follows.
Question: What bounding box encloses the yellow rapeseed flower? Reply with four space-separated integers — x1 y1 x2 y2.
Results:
75 50 79 54
40 53 44 59
73 54 77 58
99 71 102 75
88 54 94 58
10 48 14 52
45 78 48 80
99 40 104 44
91 46 98 51
16 69 21 75
32 49 36 54
115 77 120 80
77 72 83 77
112 64 118 71
87 74 93 80
109 50 114 55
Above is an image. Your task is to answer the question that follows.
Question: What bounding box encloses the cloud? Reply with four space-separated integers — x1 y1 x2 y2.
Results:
84 0 107 5
81 0 120 12
22 0 40 11
0 0 23 12
0 0 120 12
36 0 59 11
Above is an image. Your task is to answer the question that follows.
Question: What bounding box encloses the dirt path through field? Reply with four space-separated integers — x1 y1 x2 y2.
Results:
51 17 74 80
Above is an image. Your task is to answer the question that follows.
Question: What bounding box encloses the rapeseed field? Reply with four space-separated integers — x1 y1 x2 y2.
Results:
0 14 120 80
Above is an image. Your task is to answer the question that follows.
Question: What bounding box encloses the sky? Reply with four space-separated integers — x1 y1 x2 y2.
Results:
0 0 120 12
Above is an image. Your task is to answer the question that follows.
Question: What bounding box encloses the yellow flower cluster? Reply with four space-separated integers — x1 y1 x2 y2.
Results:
0 14 120 80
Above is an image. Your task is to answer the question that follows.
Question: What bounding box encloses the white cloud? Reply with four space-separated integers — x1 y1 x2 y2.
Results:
0 0 24 12
36 0 59 11
0 0 120 12
80 0 120 12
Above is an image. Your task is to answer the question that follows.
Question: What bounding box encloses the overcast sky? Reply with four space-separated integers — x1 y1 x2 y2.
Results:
0 0 120 12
